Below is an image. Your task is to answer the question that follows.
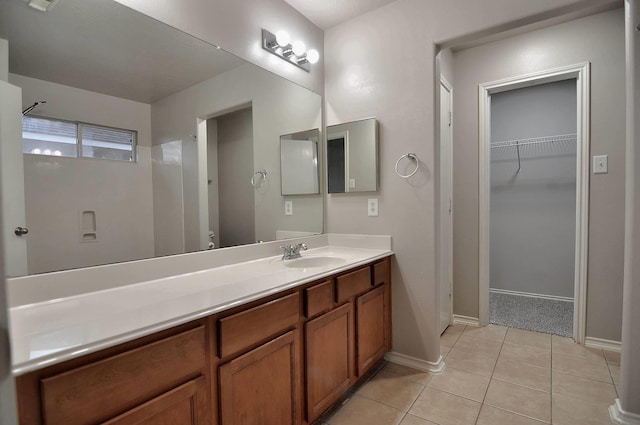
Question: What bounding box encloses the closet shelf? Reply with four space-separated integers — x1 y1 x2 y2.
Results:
490 133 577 149
490 133 577 173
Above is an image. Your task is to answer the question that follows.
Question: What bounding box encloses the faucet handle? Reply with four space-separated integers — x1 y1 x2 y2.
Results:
297 243 308 251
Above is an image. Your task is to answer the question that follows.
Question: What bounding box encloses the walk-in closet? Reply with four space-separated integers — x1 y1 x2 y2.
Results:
489 79 577 336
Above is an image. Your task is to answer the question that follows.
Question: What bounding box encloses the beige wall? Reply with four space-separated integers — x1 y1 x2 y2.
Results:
452 9 625 341
620 0 640 415
324 0 609 364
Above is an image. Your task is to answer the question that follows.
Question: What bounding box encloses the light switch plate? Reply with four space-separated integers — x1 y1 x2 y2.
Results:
593 155 608 174
368 198 379 217
284 200 293 216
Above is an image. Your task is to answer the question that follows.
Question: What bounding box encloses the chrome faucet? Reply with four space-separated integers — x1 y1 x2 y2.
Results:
281 243 308 260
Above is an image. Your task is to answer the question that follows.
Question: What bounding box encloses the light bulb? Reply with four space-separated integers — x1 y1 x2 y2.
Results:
292 40 306 57
43 149 52 155
306 49 319 64
275 30 290 47
32 148 42 154
54 150 62 156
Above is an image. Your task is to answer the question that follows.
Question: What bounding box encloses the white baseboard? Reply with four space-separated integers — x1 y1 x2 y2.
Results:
452 314 479 327
610 399 640 425
489 288 574 302
385 351 446 374
585 337 622 353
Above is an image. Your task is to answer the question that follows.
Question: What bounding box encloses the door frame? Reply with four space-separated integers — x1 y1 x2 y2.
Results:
439 76 454 333
478 62 590 344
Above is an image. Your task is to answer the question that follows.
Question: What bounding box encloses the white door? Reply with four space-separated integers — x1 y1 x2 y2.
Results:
439 79 453 334
0 81 28 277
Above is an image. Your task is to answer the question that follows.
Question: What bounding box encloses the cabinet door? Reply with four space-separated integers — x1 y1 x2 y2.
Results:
219 331 300 425
102 377 206 425
356 285 387 376
305 302 354 422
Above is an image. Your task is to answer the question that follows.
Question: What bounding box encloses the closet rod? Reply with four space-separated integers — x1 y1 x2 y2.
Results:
490 133 577 150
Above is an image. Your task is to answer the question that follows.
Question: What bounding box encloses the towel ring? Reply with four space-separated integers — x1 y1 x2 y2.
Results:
395 153 419 178
251 169 268 188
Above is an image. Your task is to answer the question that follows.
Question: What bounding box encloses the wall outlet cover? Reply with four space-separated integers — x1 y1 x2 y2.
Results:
284 200 293 215
368 198 379 217
592 155 608 174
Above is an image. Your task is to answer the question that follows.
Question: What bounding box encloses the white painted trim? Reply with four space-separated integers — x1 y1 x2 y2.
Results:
610 399 640 425
478 63 590 344
385 351 446 374
585 337 622 353
489 288 574 302
478 82 490 327
452 314 480 327
439 75 454 333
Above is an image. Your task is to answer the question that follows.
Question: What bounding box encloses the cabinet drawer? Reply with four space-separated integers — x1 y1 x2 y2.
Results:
305 279 334 318
336 267 371 303
219 293 299 358
40 326 206 425
373 258 390 286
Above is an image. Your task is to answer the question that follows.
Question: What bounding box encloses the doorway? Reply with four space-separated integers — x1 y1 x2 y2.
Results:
479 64 590 343
206 107 255 249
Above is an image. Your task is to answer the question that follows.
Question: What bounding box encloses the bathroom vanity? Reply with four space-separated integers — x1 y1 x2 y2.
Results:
9 239 392 425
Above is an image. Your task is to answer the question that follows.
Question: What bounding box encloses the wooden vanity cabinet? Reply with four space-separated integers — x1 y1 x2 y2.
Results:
15 321 213 425
14 256 392 425
356 285 387 376
305 302 354 422
217 292 302 425
303 257 392 423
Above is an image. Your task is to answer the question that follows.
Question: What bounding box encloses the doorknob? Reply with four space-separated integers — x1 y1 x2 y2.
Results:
14 226 29 236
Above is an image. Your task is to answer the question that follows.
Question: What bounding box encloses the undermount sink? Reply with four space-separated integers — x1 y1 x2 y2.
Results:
283 256 347 269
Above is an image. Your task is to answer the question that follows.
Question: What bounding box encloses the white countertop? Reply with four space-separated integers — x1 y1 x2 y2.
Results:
9 245 392 375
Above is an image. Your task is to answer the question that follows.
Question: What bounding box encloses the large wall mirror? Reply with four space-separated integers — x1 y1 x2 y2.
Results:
0 0 323 277
327 118 378 193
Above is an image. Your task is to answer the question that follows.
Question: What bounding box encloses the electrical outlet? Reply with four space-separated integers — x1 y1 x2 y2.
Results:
284 200 293 216
368 198 379 217
349 178 356 189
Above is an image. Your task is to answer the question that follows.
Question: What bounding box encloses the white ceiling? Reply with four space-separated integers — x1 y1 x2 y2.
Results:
283 0 398 30
0 0 246 104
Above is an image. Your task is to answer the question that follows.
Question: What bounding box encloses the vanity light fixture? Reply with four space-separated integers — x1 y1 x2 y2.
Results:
262 29 319 72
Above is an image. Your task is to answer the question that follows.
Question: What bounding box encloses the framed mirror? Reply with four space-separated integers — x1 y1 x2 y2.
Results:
280 129 320 195
0 0 322 276
327 118 378 193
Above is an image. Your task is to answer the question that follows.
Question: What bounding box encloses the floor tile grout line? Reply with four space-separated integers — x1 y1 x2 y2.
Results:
472 325 507 425
403 381 429 423
603 350 620 397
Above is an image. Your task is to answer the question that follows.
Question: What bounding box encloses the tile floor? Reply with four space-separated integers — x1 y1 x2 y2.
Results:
319 324 621 425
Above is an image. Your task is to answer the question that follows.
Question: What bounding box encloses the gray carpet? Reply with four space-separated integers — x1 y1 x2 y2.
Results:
490 291 573 337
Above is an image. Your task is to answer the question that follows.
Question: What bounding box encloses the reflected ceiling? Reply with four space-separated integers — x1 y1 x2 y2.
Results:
0 0 246 103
